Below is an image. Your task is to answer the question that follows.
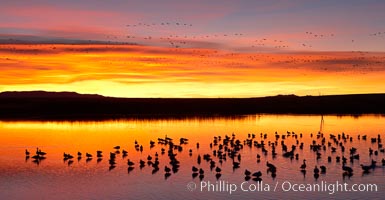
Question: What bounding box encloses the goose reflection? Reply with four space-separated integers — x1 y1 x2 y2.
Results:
21 129 385 186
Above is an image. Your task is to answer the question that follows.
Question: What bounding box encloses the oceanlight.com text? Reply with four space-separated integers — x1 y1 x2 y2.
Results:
187 180 378 195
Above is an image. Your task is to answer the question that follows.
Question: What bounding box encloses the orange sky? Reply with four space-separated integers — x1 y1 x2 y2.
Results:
1 44 384 97
1 1 385 97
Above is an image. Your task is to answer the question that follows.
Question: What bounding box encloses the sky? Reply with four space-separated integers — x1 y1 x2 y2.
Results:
0 0 385 97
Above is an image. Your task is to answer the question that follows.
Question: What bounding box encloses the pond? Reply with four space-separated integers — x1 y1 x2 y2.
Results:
0 115 384 199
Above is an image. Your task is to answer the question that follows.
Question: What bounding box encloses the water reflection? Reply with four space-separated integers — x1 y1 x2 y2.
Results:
0 115 384 199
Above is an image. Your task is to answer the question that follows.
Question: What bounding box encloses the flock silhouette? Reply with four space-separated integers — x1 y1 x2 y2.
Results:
2 18 385 76
2 37 384 75
86 20 369 52
121 21 385 52
2 21 385 75
25 131 385 182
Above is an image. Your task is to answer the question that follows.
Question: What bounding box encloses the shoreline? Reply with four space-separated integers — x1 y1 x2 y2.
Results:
1 92 385 120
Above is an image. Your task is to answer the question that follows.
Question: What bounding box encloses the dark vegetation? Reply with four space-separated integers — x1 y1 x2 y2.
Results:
0 91 384 120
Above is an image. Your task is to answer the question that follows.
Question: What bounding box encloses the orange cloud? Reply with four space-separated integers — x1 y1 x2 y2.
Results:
0 44 385 97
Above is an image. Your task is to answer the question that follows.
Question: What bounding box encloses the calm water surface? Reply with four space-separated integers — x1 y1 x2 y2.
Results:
0 115 384 200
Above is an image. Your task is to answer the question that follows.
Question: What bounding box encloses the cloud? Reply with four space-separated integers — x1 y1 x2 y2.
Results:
1 44 385 93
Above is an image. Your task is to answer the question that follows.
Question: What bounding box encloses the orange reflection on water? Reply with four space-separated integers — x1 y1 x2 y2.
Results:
0 115 384 199
0 115 383 160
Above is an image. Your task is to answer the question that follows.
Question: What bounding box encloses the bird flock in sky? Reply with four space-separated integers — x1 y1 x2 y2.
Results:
1 20 385 76
119 21 382 51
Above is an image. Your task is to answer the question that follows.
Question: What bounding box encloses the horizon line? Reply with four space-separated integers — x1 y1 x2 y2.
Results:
1 90 385 99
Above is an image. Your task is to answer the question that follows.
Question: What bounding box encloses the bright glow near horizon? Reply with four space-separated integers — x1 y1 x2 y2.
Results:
1 44 385 97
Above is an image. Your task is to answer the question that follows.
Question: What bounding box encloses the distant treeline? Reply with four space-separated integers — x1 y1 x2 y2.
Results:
0 91 385 120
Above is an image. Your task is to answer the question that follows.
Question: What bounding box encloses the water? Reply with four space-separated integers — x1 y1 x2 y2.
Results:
0 115 384 200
